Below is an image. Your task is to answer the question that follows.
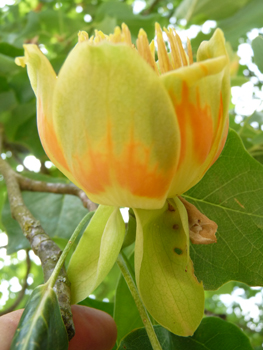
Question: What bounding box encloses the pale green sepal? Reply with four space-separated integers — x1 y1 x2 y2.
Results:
169 197 190 263
68 205 125 304
134 199 204 336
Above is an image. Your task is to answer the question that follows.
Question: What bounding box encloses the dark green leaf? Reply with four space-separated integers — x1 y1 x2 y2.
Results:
3 191 90 254
11 284 68 350
0 90 17 113
9 71 35 103
3 100 35 142
0 76 9 93
184 129 263 290
118 317 253 350
14 115 45 158
0 53 21 75
79 297 114 317
0 42 23 58
252 35 263 73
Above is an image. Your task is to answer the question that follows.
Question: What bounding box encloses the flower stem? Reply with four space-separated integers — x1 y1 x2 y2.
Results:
48 212 93 288
117 251 163 350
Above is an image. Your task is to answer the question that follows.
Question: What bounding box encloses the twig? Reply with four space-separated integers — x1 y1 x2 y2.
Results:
16 174 98 211
204 309 226 320
0 157 75 340
0 249 31 316
142 0 161 15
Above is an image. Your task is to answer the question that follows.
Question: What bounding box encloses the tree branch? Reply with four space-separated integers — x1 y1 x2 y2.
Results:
204 309 227 320
0 158 75 340
16 173 98 211
0 249 31 316
142 0 161 15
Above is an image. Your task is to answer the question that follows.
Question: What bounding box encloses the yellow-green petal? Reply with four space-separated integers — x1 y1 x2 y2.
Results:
161 29 230 197
52 42 180 209
15 45 77 183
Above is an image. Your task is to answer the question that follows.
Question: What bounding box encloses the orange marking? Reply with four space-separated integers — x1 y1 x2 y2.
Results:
72 121 173 199
209 113 229 168
37 98 70 171
170 82 214 169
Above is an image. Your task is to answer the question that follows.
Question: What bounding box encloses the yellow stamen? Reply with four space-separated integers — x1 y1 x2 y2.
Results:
109 26 122 43
174 31 188 66
137 29 158 73
164 28 182 69
155 23 173 74
187 37 193 65
77 23 193 76
88 35 94 44
121 23 132 46
149 40 155 60
94 30 108 44
78 31 89 43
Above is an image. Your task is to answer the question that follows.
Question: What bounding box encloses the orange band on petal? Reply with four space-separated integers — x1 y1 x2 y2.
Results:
37 98 70 172
71 123 173 200
211 115 229 166
172 82 214 169
115 126 173 198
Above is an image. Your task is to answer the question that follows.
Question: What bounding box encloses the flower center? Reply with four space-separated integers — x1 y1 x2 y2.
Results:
78 23 193 75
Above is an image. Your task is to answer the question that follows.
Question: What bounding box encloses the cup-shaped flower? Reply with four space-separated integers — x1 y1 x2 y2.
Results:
15 24 229 210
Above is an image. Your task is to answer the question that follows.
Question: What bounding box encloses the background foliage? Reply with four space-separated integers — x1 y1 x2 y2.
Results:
0 0 263 349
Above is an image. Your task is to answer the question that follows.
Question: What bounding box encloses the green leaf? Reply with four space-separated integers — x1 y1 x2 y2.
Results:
95 2 165 41
134 197 204 336
11 284 68 350
68 205 125 304
175 0 251 23
9 71 35 103
0 53 21 75
231 76 249 86
218 0 263 49
114 253 143 344
184 129 263 290
0 90 17 114
3 191 89 254
252 35 263 73
0 42 23 58
118 317 253 350
79 297 114 317
14 115 45 158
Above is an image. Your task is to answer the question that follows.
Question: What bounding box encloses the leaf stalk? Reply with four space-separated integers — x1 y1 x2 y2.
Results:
117 251 163 350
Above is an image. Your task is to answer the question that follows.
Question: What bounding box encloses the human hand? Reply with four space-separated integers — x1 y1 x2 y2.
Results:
0 305 117 350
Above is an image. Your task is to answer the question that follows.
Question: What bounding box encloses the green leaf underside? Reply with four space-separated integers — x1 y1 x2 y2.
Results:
11 284 68 350
117 317 253 350
68 205 125 304
134 197 204 336
185 129 263 290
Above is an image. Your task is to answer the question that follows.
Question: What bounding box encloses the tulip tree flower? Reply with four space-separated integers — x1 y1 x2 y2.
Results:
16 23 230 337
